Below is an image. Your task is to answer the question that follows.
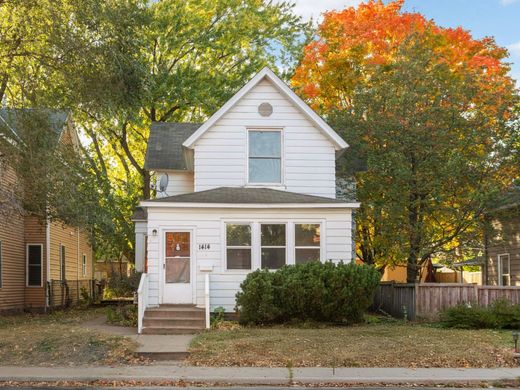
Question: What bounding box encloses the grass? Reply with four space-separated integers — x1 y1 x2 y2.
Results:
189 318 517 368
0 307 138 366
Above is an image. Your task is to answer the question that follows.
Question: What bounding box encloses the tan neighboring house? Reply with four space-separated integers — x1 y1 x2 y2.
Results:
485 187 520 286
0 109 94 313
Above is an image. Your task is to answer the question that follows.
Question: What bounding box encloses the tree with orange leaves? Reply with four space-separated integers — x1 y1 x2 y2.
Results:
293 1 519 282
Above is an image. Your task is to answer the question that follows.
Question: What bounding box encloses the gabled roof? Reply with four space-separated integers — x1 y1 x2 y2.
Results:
141 187 359 209
182 67 348 150
0 108 69 143
144 122 201 171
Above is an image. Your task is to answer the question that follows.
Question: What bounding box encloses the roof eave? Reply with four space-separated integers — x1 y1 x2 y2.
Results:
140 201 360 209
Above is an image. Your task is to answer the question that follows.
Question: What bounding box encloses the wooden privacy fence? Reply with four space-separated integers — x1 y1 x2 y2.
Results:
372 282 520 320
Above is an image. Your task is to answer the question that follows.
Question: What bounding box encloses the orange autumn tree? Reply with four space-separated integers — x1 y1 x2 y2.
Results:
293 0 519 281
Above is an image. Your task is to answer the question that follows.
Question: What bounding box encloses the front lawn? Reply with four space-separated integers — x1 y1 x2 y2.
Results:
0 307 138 366
189 320 516 368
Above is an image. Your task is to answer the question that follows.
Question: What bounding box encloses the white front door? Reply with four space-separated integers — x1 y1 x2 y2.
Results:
162 231 193 304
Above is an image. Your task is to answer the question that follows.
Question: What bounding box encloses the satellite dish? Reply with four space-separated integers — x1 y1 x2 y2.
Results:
158 173 169 193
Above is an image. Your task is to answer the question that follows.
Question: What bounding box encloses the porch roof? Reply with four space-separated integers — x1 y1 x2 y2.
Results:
142 187 356 206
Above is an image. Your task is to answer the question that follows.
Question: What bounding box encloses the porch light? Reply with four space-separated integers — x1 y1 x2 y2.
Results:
176 243 181 251
152 229 157 236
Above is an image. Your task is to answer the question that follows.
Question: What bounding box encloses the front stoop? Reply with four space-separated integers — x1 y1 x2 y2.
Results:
141 305 205 335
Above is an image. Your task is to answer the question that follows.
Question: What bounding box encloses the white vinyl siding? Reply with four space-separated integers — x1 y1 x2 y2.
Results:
146 207 353 312
155 171 194 198
193 78 337 198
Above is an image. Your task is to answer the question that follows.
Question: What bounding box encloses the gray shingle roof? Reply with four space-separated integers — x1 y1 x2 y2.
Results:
0 109 68 142
145 187 347 204
144 122 201 170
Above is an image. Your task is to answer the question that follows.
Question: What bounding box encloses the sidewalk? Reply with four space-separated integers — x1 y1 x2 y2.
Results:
1 365 520 385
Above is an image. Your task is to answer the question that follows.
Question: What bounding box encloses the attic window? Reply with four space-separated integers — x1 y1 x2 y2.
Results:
248 129 281 184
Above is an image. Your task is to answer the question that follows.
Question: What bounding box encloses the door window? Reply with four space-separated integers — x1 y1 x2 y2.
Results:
165 232 190 283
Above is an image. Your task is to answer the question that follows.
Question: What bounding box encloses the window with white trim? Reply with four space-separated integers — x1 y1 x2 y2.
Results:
499 254 511 286
27 244 42 287
261 224 286 269
60 245 66 281
248 130 281 183
226 224 252 270
295 224 321 264
82 254 87 277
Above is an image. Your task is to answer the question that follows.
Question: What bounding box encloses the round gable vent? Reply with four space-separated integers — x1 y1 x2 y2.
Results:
258 102 273 117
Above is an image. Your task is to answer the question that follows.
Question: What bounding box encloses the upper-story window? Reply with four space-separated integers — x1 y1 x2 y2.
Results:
248 130 282 184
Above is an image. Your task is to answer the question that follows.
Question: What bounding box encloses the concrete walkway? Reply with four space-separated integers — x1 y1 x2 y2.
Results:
82 316 195 360
1 365 520 385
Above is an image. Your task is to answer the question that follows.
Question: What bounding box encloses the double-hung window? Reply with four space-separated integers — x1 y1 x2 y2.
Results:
295 224 321 264
498 254 511 286
248 130 281 184
27 244 42 287
82 254 87 277
226 224 252 270
261 224 286 269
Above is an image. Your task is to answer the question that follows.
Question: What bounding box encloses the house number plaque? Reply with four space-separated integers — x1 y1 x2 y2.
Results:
198 244 211 250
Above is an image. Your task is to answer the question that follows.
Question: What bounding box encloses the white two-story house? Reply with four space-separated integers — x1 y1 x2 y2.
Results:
133 67 359 334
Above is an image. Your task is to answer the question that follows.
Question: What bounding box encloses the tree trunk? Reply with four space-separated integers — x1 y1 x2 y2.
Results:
143 170 150 200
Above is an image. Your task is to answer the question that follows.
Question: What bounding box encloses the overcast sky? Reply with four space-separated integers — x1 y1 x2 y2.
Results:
288 0 520 84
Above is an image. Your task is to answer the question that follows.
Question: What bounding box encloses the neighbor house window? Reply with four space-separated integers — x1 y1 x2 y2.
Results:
498 254 511 286
27 244 42 287
226 224 252 270
261 224 286 269
82 254 87 277
295 224 321 264
60 245 66 281
248 130 281 183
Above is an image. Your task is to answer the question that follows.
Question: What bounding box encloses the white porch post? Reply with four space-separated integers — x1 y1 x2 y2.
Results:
134 222 147 273
200 266 213 329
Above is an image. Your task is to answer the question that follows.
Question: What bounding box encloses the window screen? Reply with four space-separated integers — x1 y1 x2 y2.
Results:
295 224 321 264
249 131 281 183
226 224 252 270
261 224 286 269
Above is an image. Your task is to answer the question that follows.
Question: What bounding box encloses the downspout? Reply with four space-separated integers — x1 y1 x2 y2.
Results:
45 218 51 312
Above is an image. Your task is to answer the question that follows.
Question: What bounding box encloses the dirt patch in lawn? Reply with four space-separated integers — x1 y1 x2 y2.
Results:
0 307 138 366
188 321 517 368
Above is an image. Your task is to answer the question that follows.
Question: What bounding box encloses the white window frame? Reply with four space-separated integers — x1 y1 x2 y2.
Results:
26 243 43 287
225 222 253 271
82 254 87 277
260 222 287 270
498 253 511 286
246 127 284 186
294 223 323 264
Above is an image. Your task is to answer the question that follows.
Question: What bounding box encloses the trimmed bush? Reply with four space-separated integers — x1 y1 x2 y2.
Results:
235 261 380 325
439 299 520 329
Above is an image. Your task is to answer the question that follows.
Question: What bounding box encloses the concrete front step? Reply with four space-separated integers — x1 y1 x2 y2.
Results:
136 351 189 361
143 317 205 327
145 310 205 319
141 326 203 335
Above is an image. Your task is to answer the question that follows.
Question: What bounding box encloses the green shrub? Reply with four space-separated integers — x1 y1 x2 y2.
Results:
235 262 380 325
104 272 141 299
439 299 520 329
106 304 138 327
